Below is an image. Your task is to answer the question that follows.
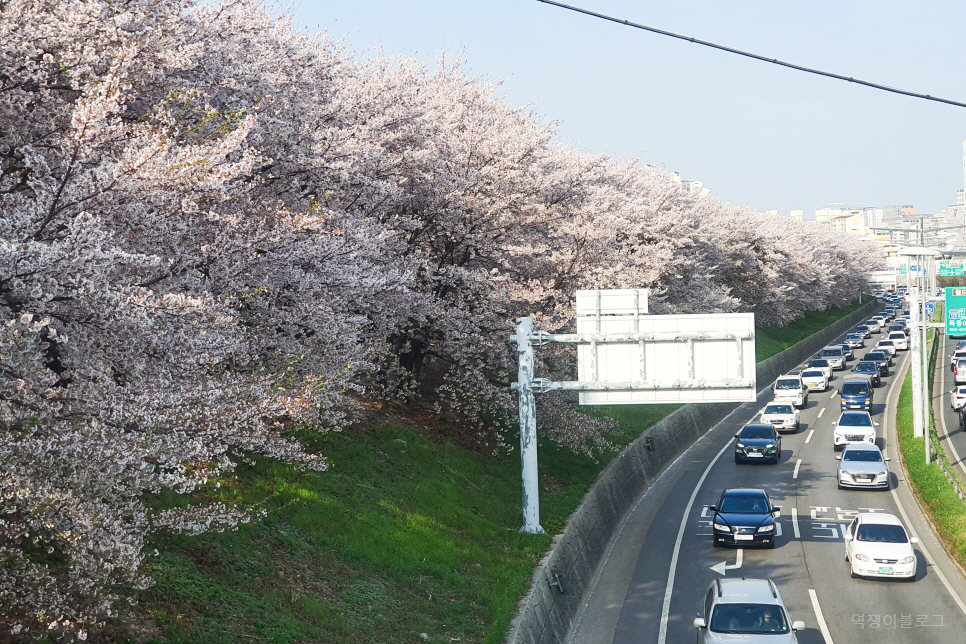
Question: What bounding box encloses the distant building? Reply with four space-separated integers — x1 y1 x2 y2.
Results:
669 171 712 198
790 210 804 221
815 204 865 235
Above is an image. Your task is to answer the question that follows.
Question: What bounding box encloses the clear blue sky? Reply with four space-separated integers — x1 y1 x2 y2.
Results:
286 0 966 218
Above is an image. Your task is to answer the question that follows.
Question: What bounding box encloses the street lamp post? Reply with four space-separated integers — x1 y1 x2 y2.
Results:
897 246 940 466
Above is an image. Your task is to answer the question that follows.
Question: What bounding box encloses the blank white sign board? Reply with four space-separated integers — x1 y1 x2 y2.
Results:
576 312 757 405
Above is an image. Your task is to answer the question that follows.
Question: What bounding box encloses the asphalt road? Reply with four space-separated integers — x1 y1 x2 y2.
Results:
935 330 966 485
567 322 966 644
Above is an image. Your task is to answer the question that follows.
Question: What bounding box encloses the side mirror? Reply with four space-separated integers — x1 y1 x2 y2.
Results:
835 455 842 460
792 621 806 631
885 457 892 461
734 434 740 439
708 505 717 512
874 422 880 427
910 537 920 544
772 507 781 517
832 422 837 426
693 617 707 629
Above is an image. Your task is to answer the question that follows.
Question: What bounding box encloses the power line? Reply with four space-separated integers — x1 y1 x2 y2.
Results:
536 0 966 109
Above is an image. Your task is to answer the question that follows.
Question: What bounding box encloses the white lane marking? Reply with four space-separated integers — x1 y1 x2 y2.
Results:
657 436 735 644
817 407 825 419
805 429 815 444
792 507 800 538
793 458 802 479
839 524 848 539
885 352 966 620
710 548 744 575
809 589 835 644
775 521 782 537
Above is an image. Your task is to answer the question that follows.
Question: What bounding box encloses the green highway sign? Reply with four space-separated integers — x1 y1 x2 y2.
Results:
946 287 966 335
900 264 908 275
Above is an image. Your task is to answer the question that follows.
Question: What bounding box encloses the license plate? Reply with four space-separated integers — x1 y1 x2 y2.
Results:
747 453 763 458
735 534 755 541
878 566 893 574
807 384 818 389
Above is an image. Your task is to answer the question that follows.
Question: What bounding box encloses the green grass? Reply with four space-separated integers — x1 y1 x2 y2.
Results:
894 362 966 572
754 300 865 361
118 301 868 644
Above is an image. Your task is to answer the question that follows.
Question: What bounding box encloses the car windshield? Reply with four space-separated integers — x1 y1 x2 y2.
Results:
843 450 882 462
809 359 829 367
839 413 872 427
958 387 966 395
856 524 908 543
801 370 823 378
855 364 875 372
740 426 774 439
719 494 769 514
879 341 894 347
866 352 885 361
710 603 789 634
847 334 861 340
775 379 799 390
821 349 842 357
764 405 792 415
841 383 869 395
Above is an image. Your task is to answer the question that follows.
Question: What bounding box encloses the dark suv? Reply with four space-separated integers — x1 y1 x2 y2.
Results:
734 424 782 464
710 488 780 548
851 361 881 387
840 377 873 411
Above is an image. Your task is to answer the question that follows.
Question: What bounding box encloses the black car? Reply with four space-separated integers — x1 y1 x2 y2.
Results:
710 488 780 548
851 361 882 387
734 424 782 464
865 349 893 369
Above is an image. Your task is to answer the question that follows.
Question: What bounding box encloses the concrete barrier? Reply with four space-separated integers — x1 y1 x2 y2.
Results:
504 300 878 644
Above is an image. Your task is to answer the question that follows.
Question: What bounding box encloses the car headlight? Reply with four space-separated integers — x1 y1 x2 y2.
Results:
713 523 731 532
841 471 854 480
854 553 872 562
765 443 775 449
876 472 888 479
865 398 871 403
899 556 915 565
757 524 774 533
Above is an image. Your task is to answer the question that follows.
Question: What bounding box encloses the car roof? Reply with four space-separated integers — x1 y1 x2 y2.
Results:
722 488 767 496
741 423 776 431
842 377 871 385
715 578 781 604
856 512 902 526
842 443 881 452
801 369 823 376
839 410 872 419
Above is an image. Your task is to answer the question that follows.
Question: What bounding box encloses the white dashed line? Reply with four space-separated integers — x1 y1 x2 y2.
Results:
792 458 802 479
817 407 825 419
809 589 835 644
805 429 814 444
791 507 800 538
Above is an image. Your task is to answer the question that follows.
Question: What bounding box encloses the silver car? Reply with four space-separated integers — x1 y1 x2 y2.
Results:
836 443 890 489
759 403 800 433
694 578 805 642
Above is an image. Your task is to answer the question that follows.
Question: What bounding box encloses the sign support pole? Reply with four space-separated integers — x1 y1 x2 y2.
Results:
512 317 544 534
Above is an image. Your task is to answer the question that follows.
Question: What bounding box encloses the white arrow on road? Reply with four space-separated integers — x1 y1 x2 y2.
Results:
710 548 743 575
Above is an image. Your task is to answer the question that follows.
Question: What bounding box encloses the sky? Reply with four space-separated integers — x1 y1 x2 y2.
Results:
284 0 966 218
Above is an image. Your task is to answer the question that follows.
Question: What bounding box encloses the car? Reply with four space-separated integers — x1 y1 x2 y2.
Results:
839 377 873 411
872 315 887 329
864 319 881 333
883 308 895 319
844 513 918 581
950 385 966 410
955 358 966 385
836 443 890 489
875 340 897 356
955 340 966 351
887 323 905 335
839 343 854 360
819 346 846 370
845 333 865 348
772 374 808 408
951 349 966 370
806 358 832 380
865 349 892 368
734 424 783 464
759 403 800 433
710 488 781 547
693 578 806 640
855 325 873 338
887 332 907 350
851 361 881 387
833 410 878 450
800 368 829 392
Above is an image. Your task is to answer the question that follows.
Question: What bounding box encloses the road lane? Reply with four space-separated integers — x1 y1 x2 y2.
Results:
568 322 966 644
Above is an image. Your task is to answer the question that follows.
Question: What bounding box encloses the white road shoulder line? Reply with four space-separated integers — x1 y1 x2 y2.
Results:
805 429 814 444
656 437 734 644
792 458 802 479
808 588 834 644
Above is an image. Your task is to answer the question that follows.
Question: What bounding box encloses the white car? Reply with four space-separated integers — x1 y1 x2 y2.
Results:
833 410 877 450
845 513 918 581
819 346 846 370
836 443 890 490
887 332 907 350
875 340 896 356
805 358 832 380
773 375 809 408
864 319 881 333
951 385 966 410
759 403 801 433
800 369 829 392
951 349 966 369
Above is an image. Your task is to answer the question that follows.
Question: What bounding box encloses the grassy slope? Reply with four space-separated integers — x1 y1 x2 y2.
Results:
119 302 864 644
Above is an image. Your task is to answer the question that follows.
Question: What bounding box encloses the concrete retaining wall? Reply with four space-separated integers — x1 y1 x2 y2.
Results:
505 301 878 644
